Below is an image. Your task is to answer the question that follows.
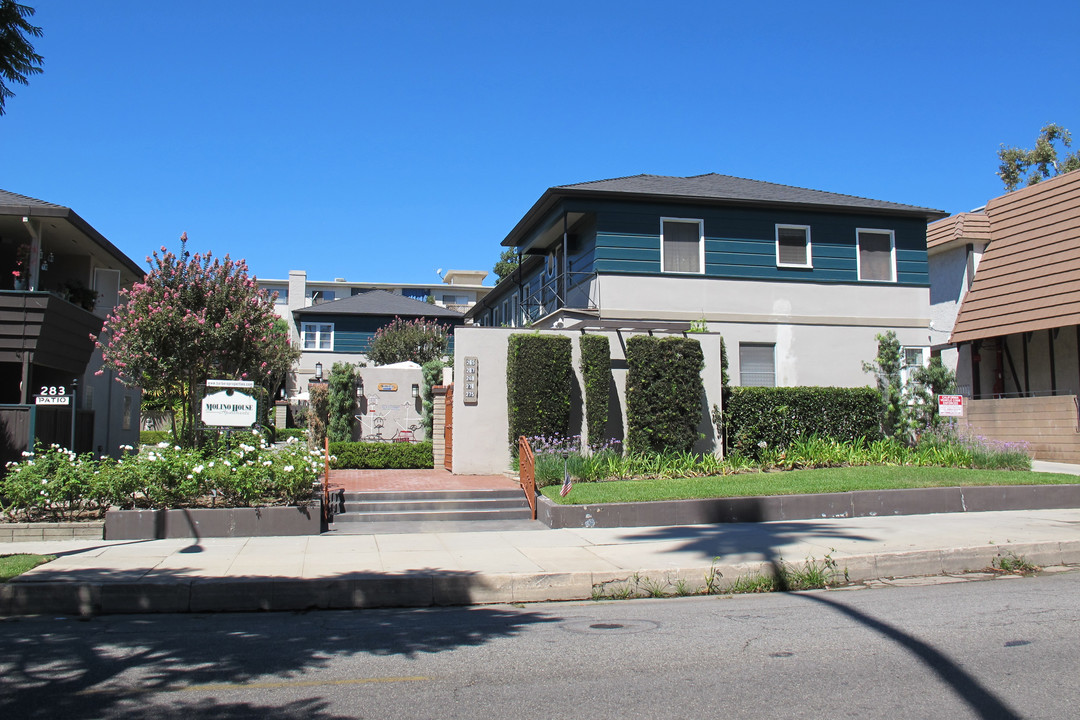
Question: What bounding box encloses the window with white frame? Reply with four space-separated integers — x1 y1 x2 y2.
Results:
302 322 334 350
739 343 776 387
310 290 335 305
775 224 812 268
903 347 925 368
661 218 704 274
857 229 895 282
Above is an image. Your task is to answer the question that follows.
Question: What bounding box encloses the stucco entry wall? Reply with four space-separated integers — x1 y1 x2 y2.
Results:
355 366 424 441
451 327 726 475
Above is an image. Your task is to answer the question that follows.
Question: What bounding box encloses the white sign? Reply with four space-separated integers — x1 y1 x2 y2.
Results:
463 356 478 405
201 390 258 427
207 379 255 389
938 394 964 417
35 395 70 406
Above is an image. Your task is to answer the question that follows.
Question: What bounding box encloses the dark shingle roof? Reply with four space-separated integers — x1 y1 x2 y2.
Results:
557 173 944 215
0 189 69 211
0 188 144 278
292 289 465 318
502 173 947 248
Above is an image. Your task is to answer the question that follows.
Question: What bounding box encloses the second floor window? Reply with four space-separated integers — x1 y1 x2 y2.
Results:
661 218 704 274
302 323 334 350
776 225 812 268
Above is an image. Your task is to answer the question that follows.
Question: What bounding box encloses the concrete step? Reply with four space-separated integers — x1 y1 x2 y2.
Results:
344 498 530 513
339 489 524 502
333 507 535 523
329 487 533 526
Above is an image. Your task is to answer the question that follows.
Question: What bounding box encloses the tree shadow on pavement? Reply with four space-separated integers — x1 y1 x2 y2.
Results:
613 518 875 563
619 497 1023 720
0 567 560 720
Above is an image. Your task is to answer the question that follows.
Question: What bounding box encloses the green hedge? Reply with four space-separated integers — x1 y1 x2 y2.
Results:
579 334 611 448
625 336 705 454
139 431 172 446
719 386 883 457
506 333 572 450
329 441 433 469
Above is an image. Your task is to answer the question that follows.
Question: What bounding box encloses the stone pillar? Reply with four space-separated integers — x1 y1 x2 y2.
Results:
432 385 448 469
274 401 289 430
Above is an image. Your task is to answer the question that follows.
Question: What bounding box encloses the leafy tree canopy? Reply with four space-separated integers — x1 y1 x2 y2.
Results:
97 236 299 447
493 248 519 282
367 316 450 366
0 1 43 115
997 123 1080 191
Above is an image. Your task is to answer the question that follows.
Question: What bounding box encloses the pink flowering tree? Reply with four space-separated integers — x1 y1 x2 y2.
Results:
96 235 300 447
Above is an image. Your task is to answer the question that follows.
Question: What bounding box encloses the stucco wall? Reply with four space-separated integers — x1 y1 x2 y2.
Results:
450 327 726 475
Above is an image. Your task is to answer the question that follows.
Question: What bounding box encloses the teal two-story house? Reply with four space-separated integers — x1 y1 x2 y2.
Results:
466 173 947 388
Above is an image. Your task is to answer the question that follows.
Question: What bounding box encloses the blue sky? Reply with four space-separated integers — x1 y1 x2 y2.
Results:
2 1 1077 286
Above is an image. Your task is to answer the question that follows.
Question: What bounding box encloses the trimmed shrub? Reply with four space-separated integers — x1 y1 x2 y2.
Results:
506 333 572 451
308 383 329 450
625 336 705 454
327 362 357 442
579 334 611 449
421 359 445 439
719 386 883 458
329 441 434 469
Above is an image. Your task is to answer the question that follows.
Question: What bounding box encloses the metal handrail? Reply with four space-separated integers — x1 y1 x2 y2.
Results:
519 271 597 324
518 435 537 520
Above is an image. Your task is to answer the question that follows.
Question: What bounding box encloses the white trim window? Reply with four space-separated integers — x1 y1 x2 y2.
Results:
857 229 896 282
660 217 705 274
775 224 812 268
739 343 776 387
302 322 334 351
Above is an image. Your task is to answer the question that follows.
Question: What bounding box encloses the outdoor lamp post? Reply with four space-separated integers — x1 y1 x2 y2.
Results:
314 362 323 381
411 383 419 398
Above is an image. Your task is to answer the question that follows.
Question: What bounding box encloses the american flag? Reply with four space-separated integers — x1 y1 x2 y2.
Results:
560 464 573 497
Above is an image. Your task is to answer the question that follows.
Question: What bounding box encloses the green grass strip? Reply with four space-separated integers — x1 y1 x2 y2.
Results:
0 554 55 582
541 466 1075 505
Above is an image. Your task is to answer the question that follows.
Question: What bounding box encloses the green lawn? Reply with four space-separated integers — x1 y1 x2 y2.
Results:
540 466 1075 505
0 554 55 582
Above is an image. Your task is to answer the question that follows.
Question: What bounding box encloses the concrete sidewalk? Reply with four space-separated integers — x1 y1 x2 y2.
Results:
3 508 1078 616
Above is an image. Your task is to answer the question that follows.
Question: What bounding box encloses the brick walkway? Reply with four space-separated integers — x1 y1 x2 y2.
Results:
327 468 520 492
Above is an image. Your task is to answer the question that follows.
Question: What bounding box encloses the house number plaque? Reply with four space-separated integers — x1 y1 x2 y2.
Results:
463 356 478 405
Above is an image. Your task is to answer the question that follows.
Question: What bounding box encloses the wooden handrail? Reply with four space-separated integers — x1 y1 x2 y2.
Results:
518 435 537 520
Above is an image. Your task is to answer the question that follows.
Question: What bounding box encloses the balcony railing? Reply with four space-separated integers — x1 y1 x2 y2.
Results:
518 271 597 325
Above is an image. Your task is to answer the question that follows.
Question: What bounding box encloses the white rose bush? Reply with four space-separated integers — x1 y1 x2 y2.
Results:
1 436 323 522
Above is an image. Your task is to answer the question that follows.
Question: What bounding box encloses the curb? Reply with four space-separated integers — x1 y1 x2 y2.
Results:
4 539 1078 617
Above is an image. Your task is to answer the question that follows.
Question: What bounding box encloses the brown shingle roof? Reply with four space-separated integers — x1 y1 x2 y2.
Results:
950 170 1080 343
926 211 991 251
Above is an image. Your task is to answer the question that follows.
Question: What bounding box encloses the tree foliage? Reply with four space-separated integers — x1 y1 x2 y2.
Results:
493 248 519 282
367 316 450 366
327 362 357 442
997 123 1080 191
97 237 299 447
420 359 445 439
862 331 957 443
0 1 43 115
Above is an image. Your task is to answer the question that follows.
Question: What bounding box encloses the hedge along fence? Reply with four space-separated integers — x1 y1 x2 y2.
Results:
506 333 572 453
625 336 705 454
579 334 611 449
329 441 434 469
718 386 884 458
